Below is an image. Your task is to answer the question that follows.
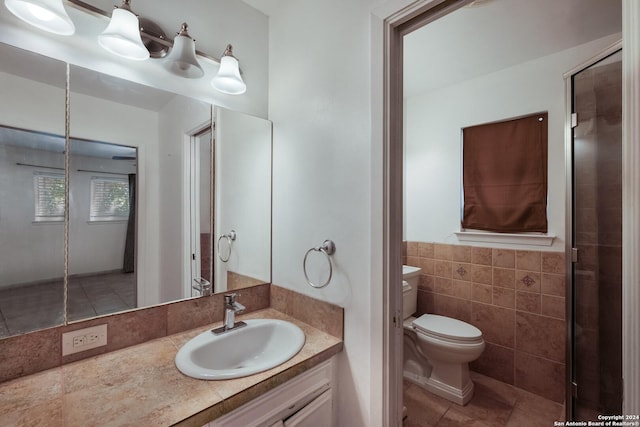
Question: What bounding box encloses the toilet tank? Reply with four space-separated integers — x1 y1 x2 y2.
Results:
402 265 422 320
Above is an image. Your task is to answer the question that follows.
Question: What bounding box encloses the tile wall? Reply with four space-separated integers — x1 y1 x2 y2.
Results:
404 242 566 403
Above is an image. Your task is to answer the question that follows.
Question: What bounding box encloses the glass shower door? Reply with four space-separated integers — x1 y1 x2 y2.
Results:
570 48 622 420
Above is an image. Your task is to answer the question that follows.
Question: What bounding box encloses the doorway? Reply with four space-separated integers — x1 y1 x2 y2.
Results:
569 47 623 419
186 126 214 298
375 0 630 424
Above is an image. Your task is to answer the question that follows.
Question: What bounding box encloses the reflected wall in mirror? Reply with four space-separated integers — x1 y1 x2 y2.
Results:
0 45 66 338
214 108 272 292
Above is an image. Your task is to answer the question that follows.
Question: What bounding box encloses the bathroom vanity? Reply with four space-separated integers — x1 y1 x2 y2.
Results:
0 308 342 426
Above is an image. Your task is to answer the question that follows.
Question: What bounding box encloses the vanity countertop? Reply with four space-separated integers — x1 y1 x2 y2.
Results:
0 308 343 426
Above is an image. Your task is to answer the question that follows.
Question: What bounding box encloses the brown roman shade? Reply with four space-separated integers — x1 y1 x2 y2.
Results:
462 112 548 233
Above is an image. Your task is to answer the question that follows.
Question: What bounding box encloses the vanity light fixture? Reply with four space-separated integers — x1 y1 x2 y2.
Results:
163 23 204 79
4 0 75 35
98 0 149 61
211 44 246 95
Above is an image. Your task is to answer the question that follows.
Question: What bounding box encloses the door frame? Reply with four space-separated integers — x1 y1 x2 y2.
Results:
564 40 623 419
181 122 214 299
372 0 640 423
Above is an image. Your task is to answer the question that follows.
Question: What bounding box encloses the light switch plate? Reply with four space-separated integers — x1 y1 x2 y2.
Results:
62 324 108 356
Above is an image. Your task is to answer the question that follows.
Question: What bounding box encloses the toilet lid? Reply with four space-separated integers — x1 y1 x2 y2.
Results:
412 314 482 342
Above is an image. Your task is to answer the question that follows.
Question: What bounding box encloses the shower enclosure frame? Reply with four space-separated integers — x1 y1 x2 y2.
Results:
564 40 623 420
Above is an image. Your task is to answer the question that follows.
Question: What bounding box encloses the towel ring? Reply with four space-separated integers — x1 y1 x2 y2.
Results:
217 230 236 263
303 240 336 289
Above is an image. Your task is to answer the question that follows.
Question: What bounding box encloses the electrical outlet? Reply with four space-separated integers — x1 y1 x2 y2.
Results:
62 324 107 356
73 335 86 347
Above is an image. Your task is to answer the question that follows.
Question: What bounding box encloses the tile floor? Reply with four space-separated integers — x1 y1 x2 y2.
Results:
0 272 136 338
403 372 564 427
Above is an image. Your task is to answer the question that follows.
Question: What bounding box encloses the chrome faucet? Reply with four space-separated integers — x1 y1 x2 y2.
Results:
223 293 245 330
192 277 212 296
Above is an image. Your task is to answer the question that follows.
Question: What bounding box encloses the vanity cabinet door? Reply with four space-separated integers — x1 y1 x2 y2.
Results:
283 389 332 427
209 358 334 427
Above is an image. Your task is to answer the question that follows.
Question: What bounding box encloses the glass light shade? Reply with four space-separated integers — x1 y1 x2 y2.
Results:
98 8 149 61
4 0 75 35
212 55 246 95
164 32 204 78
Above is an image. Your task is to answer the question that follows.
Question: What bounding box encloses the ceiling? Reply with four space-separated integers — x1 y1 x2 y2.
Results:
0 125 137 159
403 0 622 98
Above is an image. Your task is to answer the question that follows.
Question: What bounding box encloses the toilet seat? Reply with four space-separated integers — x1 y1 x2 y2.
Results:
412 314 482 343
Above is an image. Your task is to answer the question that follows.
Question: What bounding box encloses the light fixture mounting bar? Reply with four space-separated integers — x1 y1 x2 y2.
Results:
64 0 228 67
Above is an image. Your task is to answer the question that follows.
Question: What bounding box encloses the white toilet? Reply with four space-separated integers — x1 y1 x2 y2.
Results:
402 265 485 405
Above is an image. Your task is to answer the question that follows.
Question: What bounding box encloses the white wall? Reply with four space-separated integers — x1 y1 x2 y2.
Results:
214 107 272 291
268 1 375 425
404 33 621 251
156 95 212 304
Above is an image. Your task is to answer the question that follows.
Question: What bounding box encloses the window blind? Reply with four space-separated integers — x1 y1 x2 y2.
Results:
462 112 548 233
90 177 129 221
34 173 65 222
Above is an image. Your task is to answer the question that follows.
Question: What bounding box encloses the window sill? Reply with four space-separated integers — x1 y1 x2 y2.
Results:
87 220 128 225
454 230 555 246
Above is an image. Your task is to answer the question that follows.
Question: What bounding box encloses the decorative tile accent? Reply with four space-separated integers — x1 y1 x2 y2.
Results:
453 263 470 281
521 275 536 288
516 271 541 293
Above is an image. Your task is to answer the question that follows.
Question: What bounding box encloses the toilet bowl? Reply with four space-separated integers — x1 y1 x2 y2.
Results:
402 265 485 406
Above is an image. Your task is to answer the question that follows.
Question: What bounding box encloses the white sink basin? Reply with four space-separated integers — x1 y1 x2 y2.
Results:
175 318 305 380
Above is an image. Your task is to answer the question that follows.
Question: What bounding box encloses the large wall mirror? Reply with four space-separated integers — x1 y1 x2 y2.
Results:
0 42 272 339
